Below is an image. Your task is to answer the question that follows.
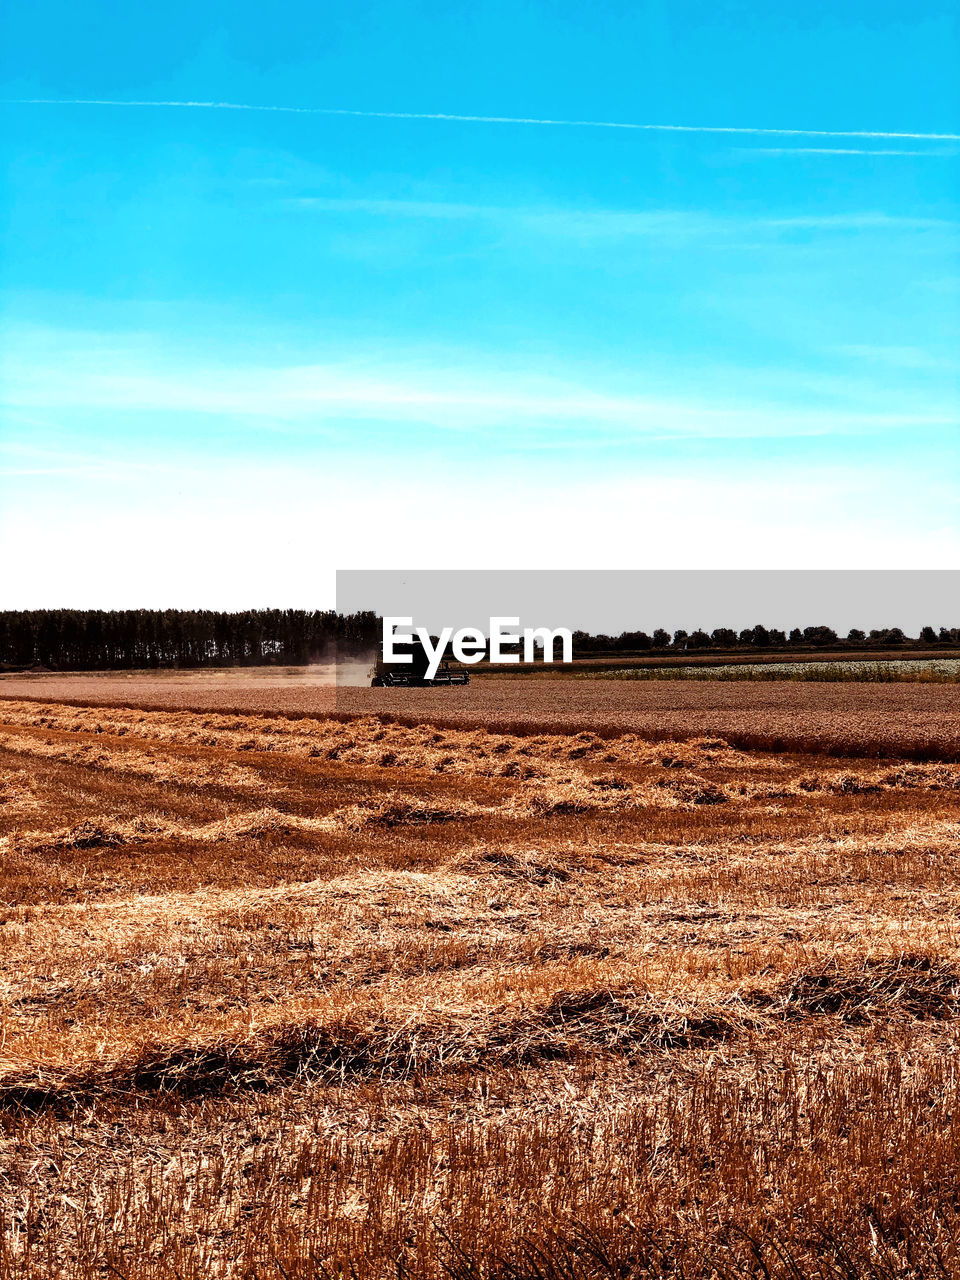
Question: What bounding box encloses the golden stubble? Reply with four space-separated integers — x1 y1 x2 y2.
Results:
1 696 960 1278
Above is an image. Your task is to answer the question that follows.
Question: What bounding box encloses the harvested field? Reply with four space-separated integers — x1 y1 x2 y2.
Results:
3 669 960 758
1 694 960 1277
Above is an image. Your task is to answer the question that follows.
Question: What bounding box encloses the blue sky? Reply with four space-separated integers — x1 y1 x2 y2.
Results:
1 1 958 607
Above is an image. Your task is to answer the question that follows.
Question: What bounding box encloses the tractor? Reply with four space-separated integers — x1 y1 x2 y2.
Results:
370 634 470 687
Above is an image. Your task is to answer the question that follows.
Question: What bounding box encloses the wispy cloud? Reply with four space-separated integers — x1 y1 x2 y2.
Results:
0 436 172 481
2 336 956 443
291 197 953 239
5 97 960 142
838 345 957 371
763 213 952 230
292 198 723 243
293 196 486 220
741 147 958 157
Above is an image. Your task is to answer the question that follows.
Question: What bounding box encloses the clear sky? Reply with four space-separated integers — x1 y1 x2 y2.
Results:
1 1 958 608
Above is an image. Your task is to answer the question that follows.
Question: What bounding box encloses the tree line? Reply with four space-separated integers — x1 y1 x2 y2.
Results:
1 610 957 671
570 624 960 656
0 610 380 670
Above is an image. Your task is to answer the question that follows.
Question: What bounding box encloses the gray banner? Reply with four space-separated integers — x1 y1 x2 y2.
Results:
333 568 959 688
338 569 959 636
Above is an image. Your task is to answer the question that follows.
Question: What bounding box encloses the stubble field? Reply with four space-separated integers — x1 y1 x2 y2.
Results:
3 668 960 759
1 686 960 1278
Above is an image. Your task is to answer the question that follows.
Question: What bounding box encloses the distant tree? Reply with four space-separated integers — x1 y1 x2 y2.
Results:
802 626 838 647
616 630 652 651
920 626 938 645
846 628 866 644
711 627 738 648
867 627 905 646
687 629 712 649
768 628 787 645
789 628 803 644
739 625 770 647
571 630 596 657
652 629 671 649
672 629 689 649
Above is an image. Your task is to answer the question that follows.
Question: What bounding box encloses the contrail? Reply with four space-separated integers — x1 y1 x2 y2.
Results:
4 97 960 142
746 147 954 157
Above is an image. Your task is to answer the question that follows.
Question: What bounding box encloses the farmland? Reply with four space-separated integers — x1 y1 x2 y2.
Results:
588 658 960 682
1 687 960 1277
3 667 960 759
